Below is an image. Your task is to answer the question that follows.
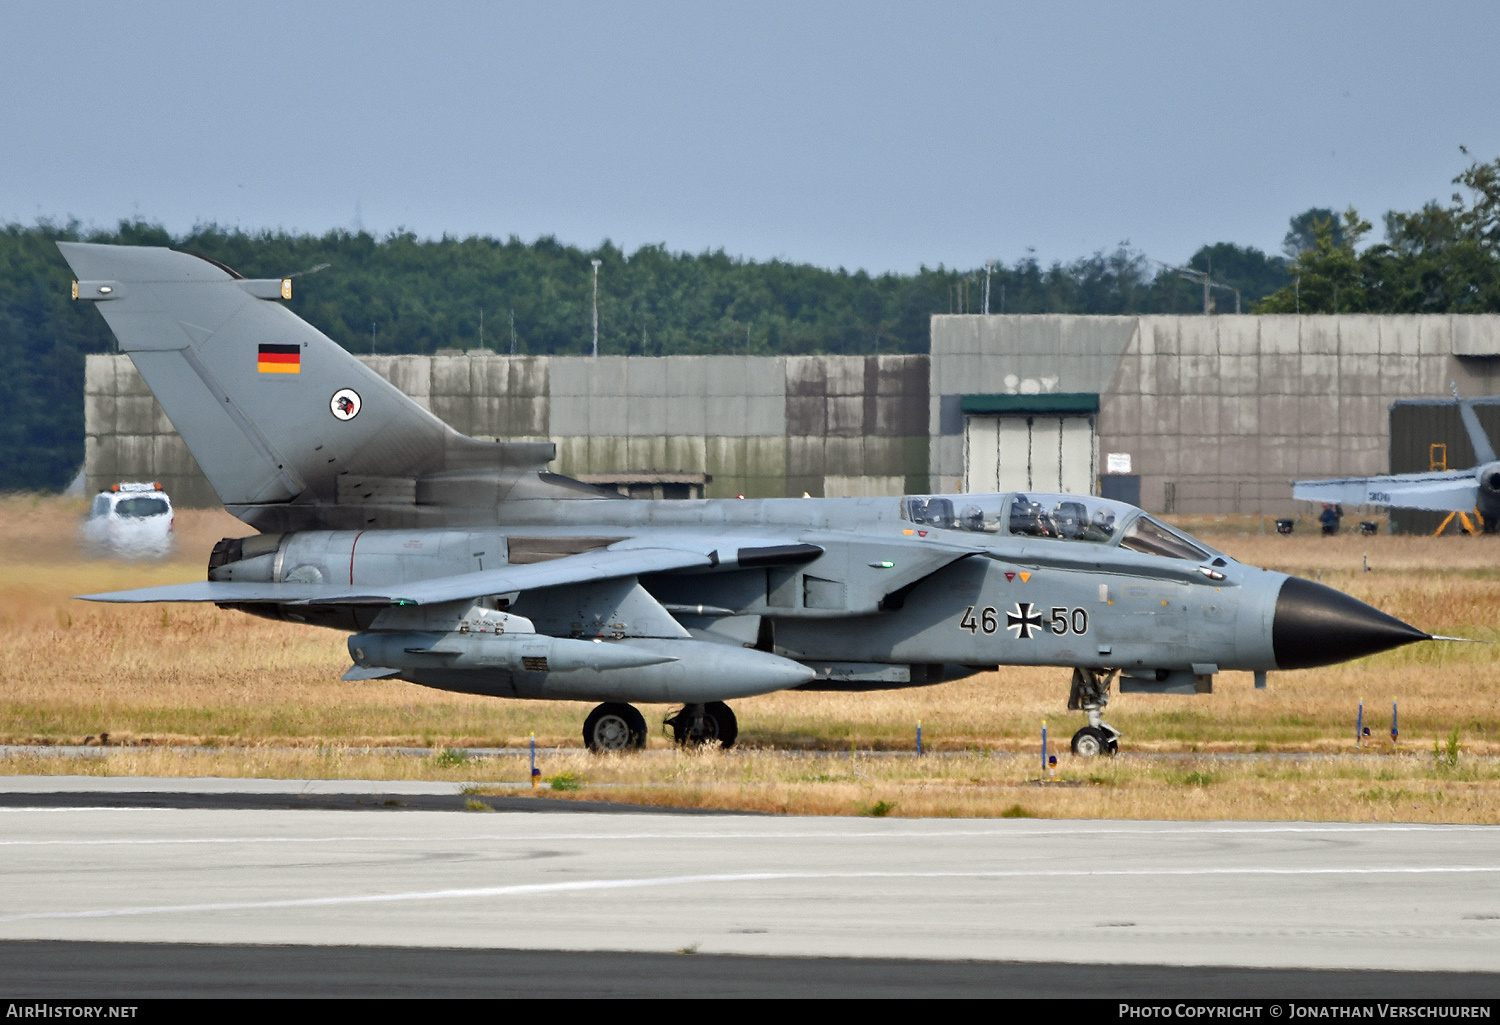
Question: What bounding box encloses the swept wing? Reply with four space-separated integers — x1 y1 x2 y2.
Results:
78 545 715 606
1292 470 1479 512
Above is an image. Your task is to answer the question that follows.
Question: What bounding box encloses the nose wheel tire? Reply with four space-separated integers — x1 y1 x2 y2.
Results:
583 702 648 752
1071 726 1118 757
666 701 738 749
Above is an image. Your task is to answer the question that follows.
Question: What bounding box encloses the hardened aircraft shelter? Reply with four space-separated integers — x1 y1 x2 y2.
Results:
85 314 1500 519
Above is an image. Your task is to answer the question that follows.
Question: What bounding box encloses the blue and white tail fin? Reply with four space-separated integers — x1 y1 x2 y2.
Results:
60 243 557 530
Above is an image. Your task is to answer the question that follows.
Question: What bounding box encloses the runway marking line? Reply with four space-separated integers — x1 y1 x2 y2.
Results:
5 866 1500 923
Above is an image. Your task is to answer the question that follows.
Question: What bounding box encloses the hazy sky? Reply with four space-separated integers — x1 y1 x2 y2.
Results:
3 1 1497 273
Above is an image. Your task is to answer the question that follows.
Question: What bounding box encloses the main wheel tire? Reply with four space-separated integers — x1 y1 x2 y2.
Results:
583 702 647 753
668 702 739 749
704 701 738 749
1071 726 1108 757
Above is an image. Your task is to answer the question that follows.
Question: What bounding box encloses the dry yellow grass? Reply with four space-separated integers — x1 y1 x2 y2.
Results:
490 747 1500 823
3 744 1497 823
1 495 1497 758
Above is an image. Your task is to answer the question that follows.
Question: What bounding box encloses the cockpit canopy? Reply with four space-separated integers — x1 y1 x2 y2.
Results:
901 492 1218 562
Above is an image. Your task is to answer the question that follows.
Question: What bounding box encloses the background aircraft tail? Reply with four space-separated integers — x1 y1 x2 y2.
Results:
1451 382 1498 465
60 243 560 531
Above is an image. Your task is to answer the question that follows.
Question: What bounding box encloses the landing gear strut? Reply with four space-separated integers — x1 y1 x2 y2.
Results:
665 701 738 749
1067 668 1120 757
583 702 648 752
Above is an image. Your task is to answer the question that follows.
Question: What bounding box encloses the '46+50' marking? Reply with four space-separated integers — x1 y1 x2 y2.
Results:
960 602 1087 640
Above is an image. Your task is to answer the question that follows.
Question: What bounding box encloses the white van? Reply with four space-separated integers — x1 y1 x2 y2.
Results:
81 482 175 559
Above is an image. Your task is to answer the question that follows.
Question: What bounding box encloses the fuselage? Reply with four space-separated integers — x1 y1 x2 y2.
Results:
207 490 1350 690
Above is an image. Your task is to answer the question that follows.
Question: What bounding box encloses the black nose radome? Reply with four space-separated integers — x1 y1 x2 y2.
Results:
1273 576 1430 670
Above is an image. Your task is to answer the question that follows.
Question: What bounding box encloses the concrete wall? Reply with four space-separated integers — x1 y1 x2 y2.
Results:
548 355 789 499
92 313 1500 516
84 355 217 507
84 352 930 507
929 314 1500 514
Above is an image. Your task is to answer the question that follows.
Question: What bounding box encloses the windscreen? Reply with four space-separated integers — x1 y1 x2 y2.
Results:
115 496 169 519
1119 515 1211 561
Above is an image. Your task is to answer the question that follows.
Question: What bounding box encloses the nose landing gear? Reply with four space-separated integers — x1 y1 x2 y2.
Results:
665 701 738 749
1068 668 1120 756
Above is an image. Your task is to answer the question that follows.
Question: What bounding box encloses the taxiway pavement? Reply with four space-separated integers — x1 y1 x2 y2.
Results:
0 776 1497 986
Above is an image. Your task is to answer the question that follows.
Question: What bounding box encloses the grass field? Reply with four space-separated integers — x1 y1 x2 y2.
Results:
3 494 1499 820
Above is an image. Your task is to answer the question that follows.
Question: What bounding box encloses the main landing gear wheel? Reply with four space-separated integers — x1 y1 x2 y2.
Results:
583 702 647 753
665 701 738 749
1070 726 1117 757
1067 667 1121 757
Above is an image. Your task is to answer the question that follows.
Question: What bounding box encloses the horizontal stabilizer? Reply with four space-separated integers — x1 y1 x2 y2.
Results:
77 545 714 607
1293 471 1479 512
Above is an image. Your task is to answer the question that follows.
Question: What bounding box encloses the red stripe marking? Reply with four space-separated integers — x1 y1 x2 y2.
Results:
349 530 365 585
257 352 301 364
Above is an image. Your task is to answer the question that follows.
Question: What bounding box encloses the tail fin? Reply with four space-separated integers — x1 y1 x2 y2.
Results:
1451 381 1497 465
60 243 557 530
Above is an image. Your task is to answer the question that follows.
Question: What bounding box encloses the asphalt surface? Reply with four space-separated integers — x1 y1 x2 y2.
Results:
1 777 1498 997
0 790 738 814
0 775 749 814
3 940 1496 998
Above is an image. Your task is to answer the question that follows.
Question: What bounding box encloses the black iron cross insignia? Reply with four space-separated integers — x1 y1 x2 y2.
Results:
1006 602 1043 639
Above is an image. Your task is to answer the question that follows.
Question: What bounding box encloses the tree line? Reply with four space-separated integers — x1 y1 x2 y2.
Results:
0 221 1279 492
1257 153 1500 314
3 151 1497 491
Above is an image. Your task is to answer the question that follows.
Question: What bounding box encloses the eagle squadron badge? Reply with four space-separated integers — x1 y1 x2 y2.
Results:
330 388 361 421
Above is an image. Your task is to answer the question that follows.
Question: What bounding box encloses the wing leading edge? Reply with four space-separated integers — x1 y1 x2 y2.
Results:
1292 470 1480 512
77 546 715 606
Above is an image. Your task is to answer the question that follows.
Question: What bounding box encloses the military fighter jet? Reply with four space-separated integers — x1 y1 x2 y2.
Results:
62 243 1438 755
1294 386 1500 532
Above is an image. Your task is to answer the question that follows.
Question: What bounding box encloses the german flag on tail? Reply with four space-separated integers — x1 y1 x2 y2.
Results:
257 344 300 374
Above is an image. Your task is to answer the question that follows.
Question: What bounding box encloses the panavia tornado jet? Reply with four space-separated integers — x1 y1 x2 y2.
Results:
62 243 1439 755
1294 385 1500 532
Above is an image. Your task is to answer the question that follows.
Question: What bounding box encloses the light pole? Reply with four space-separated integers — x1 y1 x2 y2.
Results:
590 259 602 357
984 260 995 315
